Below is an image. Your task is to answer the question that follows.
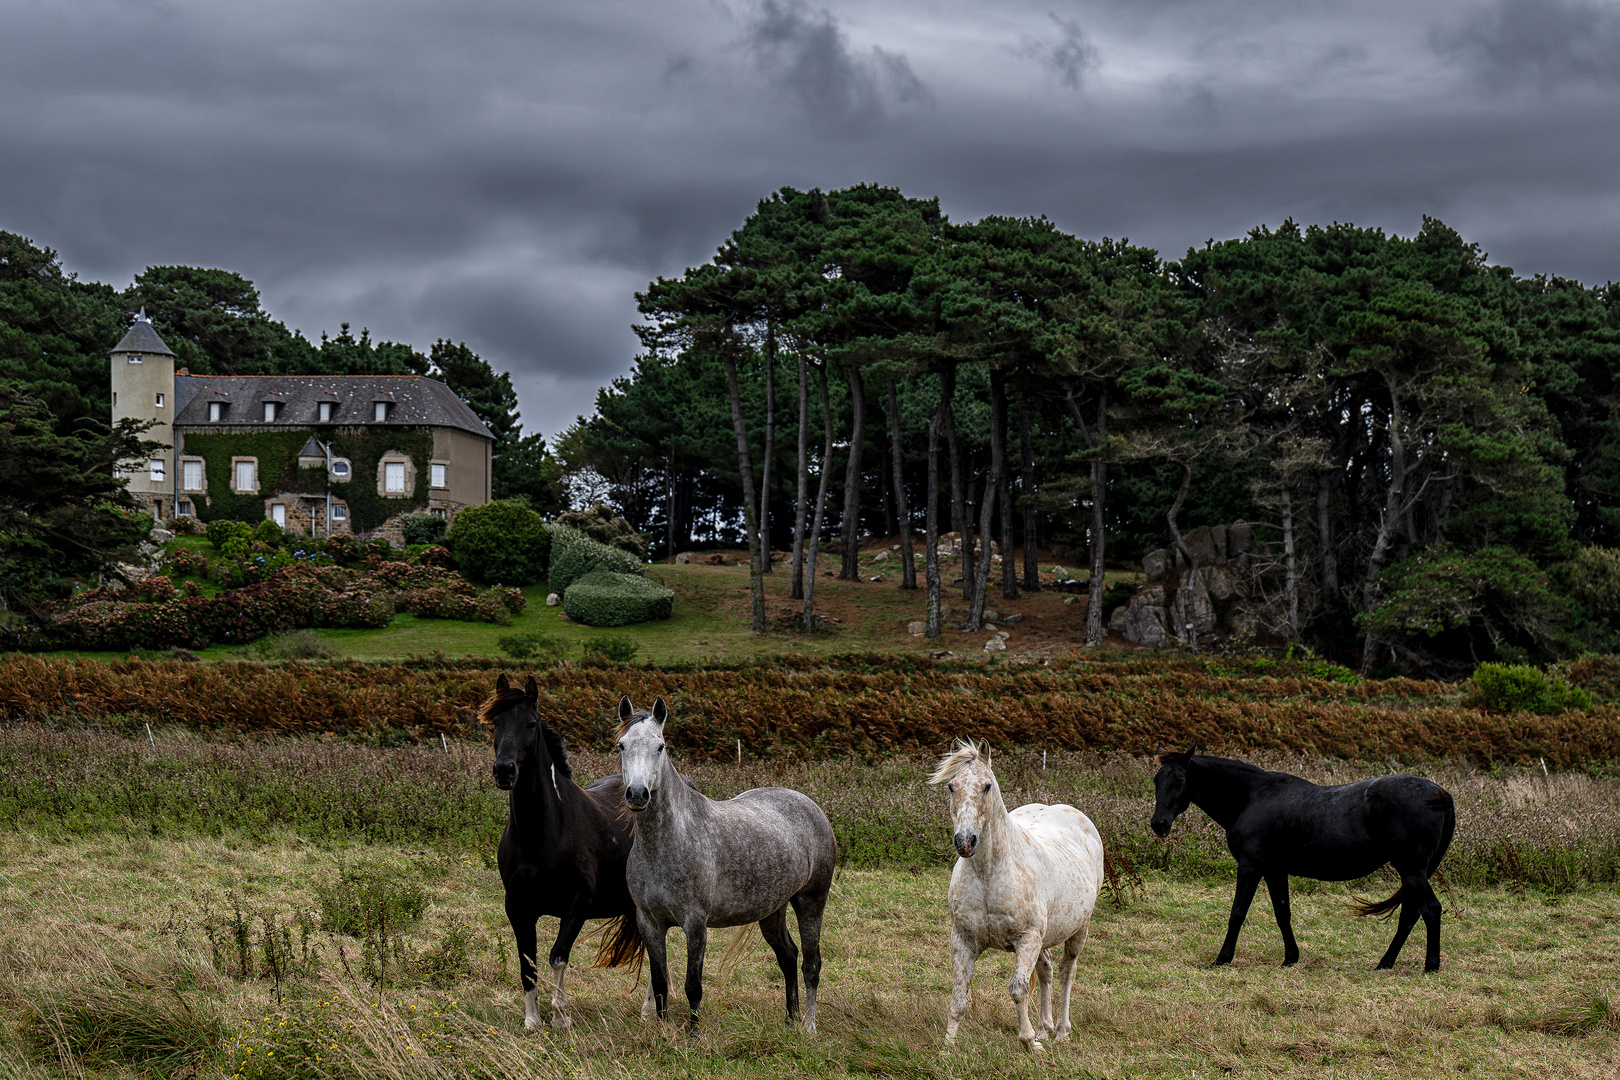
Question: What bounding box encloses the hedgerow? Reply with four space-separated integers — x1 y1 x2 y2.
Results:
547 526 643 596
2 654 1617 766
562 570 673 626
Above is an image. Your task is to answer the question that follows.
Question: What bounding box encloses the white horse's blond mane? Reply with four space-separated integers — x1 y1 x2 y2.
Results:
928 739 991 785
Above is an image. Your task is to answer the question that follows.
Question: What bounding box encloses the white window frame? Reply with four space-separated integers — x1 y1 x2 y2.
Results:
149 458 166 482
155 392 165 408
330 458 351 481
373 401 389 422
234 459 257 493
181 459 204 491
263 401 280 422
384 460 406 494
430 462 447 488
269 503 286 527
208 401 225 422
127 354 142 364
318 401 334 422
331 503 348 522
178 499 193 517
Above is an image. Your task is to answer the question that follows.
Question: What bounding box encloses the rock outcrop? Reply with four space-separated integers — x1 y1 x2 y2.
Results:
1109 523 1285 647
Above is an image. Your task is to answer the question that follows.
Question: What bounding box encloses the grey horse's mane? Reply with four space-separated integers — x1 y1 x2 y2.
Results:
928 739 990 785
616 711 659 740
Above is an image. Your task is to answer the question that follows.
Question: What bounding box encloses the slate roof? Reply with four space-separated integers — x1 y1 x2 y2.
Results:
110 322 176 357
172 375 494 440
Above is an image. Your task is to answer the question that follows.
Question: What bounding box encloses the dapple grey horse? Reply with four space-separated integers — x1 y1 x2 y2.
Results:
617 696 837 1038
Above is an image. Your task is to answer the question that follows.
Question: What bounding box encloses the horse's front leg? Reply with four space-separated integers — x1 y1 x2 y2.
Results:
505 898 543 1032
638 911 670 1023
1264 870 1299 966
546 900 592 1030
944 928 978 1045
1053 927 1087 1043
1214 866 1263 966
1010 930 1048 1052
1033 948 1054 1039
682 918 709 1039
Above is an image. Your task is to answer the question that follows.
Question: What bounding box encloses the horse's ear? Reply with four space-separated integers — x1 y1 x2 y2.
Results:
524 675 538 703
1156 741 1165 755
496 672 510 691
618 696 633 721
1184 742 1198 758
652 696 668 724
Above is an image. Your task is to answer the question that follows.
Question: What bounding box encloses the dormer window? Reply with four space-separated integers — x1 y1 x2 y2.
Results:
263 401 282 422
208 401 225 422
373 401 389 422
318 401 335 422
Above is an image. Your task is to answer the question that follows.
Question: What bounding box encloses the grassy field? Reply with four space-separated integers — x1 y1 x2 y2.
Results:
1 727 1618 1078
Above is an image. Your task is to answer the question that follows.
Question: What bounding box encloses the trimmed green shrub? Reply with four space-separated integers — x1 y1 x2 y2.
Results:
205 520 254 550
563 570 673 627
400 512 448 547
445 501 550 585
1472 662 1592 715
582 634 640 663
548 525 644 596
554 503 648 558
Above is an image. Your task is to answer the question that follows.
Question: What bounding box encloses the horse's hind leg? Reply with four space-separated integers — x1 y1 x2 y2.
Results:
1009 930 1048 1052
790 888 828 1033
758 907 801 1025
546 909 589 1030
1053 923 1088 1042
1377 873 1443 972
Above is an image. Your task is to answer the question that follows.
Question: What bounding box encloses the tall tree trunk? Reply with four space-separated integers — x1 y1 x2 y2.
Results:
839 364 866 581
1280 480 1299 642
1316 470 1337 592
722 352 766 633
790 350 809 600
967 465 1000 631
1360 391 1409 673
1166 462 1198 652
664 453 676 563
1066 390 1109 647
1018 400 1039 592
760 332 775 573
926 367 956 638
991 369 1017 601
804 362 838 631
946 410 972 600
887 372 917 589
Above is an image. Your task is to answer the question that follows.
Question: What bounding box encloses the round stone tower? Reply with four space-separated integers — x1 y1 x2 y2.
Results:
109 313 177 518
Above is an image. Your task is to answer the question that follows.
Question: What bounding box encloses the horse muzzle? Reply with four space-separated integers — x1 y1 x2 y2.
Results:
492 762 516 790
1150 816 1171 838
625 785 651 812
953 830 979 859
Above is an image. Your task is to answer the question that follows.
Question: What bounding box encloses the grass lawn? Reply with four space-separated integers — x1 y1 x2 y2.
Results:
1 831 1615 1079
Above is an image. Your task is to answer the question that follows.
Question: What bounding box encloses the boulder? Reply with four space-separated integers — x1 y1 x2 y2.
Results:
870 574 885 582
546 593 561 606
674 552 692 564
983 609 1001 622
1202 564 1250 603
1108 583 1174 648
1003 613 1024 625
1183 526 1223 566
1168 568 1217 637
984 637 1007 652
906 620 925 635
1227 522 1256 556
872 550 891 563
1142 548 1173 582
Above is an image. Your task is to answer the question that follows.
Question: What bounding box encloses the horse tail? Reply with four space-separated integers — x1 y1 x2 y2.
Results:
590 912 645 969
711 925 755 982
1351 886 1405 920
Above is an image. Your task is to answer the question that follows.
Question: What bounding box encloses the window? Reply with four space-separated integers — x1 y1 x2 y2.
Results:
235 459 256 492
429 507 447 519
331 459 350 480
263 401 281 422
128 354 142 364
155 393 165 408
208 401 225 422
430 463 447 488
149 458 165 481
331 504 348 522
113 392 118 406
178 500 193 517
182 460 203 491
318 401 334 422
384 461 406 493
270 504 286 527
373 401 389 422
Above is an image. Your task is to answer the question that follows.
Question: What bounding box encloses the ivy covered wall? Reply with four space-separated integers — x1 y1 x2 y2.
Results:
182 426 435 534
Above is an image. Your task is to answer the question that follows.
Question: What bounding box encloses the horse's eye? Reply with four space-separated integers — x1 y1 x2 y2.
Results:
983 783 992 794
656 744 664 753
947 783 954 793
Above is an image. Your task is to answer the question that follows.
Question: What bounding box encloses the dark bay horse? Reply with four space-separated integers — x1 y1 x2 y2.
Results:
617 696 837 1038
487 674 646 1029
1150 748 1455 972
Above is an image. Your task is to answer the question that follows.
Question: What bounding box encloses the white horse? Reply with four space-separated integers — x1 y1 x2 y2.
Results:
929 740 1104 1052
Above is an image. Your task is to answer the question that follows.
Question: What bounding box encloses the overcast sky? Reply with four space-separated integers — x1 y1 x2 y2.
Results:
4 0 1618 439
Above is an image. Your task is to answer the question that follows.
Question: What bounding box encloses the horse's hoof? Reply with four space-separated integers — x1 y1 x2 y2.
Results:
523 1017 542 1033
1028 1039 1044 1053
550 1015 572 1031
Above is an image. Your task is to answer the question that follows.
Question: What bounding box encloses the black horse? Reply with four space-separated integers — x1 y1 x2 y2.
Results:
487 674 644 1029
1150 748 1455 972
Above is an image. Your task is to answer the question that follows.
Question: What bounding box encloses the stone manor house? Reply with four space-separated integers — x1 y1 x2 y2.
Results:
110 316 494 542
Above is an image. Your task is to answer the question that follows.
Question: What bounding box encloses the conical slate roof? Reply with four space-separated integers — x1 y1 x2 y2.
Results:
110 321 176 357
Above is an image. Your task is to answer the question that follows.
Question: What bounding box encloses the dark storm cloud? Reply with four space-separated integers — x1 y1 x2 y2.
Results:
741 0 930 128
2 0 1617 438
1019 13 1100 89
1432 0 1620 87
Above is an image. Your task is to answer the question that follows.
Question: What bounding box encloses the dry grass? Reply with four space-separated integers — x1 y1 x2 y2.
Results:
0 832 1616 1079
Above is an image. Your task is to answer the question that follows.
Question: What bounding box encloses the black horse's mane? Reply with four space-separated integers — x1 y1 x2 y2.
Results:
482 686 572 778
